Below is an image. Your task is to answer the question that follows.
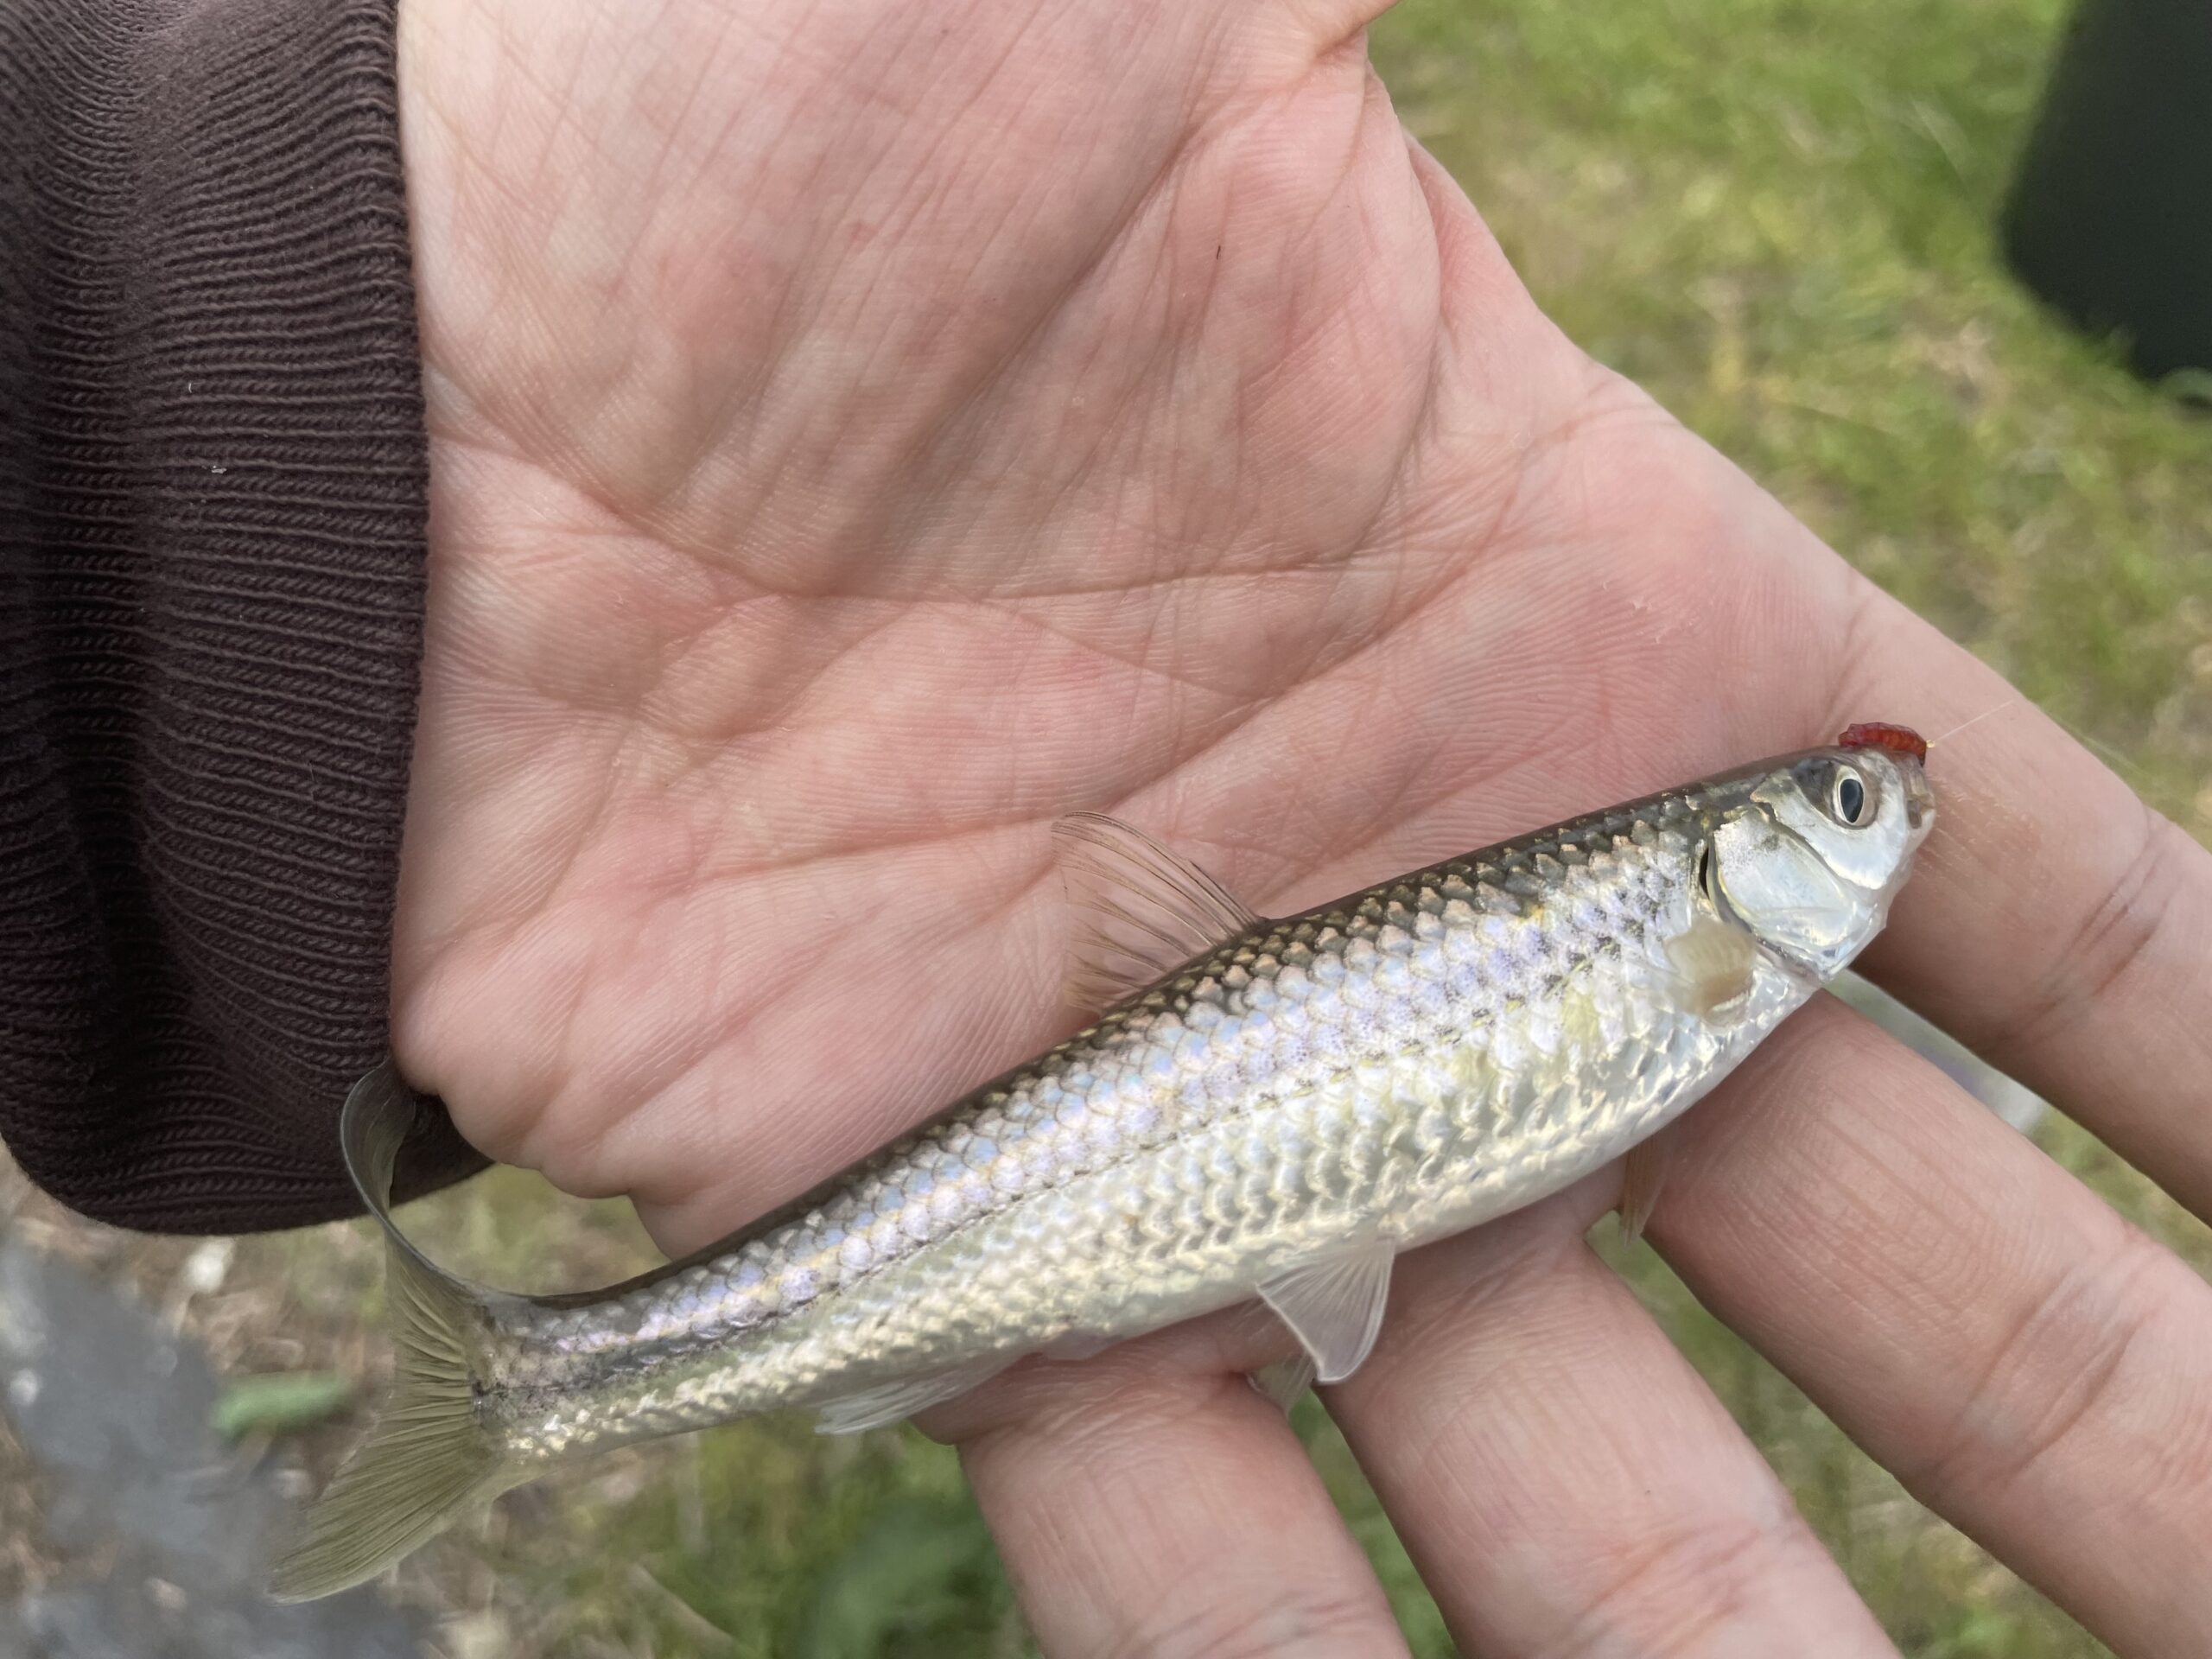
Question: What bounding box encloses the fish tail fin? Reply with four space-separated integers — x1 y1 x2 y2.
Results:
266 1227 512 1601
269 1060 523 1603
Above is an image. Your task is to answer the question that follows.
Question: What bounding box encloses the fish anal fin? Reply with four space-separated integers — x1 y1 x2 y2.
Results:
1052 813 1261 1011
815 1358 1007 1436
1250 1354 1317 1414
1618 1138 1668 1250
1257 1241 1394 1385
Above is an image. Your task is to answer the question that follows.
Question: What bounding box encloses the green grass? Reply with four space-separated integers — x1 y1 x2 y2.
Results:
178 3 2212 1654
1379 0 2210 827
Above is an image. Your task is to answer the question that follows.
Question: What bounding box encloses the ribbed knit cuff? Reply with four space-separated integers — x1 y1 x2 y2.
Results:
0 0 482 1231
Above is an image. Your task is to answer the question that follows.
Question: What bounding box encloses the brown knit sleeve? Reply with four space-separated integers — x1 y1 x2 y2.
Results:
0 0 483 1232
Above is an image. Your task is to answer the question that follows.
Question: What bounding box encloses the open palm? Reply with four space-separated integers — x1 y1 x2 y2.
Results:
386 1 2212 1652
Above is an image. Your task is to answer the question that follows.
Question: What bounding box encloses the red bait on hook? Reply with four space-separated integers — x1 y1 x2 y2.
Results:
1837 722 1929 762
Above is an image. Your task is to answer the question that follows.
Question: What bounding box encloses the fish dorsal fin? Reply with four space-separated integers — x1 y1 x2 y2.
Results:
1257 1241 1395 1384
1052 812 1261 1010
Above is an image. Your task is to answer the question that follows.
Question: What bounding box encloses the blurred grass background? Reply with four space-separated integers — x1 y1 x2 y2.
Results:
6 0 2209 1653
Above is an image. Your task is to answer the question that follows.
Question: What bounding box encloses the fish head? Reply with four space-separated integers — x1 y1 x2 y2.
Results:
1705 737 1935 980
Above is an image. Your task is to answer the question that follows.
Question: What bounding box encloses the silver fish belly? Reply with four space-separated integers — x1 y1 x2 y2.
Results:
272 734 1934 1599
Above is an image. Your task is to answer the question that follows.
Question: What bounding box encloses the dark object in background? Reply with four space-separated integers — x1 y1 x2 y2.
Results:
0 1239 421 1657
2001 0 2212 382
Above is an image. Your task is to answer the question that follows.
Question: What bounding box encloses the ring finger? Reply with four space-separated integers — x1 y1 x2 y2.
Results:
1325 1179 1898 1658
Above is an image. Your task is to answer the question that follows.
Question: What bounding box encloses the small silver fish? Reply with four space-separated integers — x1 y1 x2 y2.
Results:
271 728 1935 1599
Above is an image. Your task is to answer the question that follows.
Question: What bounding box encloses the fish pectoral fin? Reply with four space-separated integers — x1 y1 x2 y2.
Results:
1617 1138 1668 1250
814 1358 1007 1436
1249 1354 1318 1414
1257 1241 1395 1385
1663 912 1760 1020
1052 813 1261 1010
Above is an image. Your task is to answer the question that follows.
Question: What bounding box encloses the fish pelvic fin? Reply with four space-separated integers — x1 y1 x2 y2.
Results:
269 1063 517 1602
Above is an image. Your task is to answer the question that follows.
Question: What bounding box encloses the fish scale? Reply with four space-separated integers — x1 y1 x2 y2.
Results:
270 736 1934 1600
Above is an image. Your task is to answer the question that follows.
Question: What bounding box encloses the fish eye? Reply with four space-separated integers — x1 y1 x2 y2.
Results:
1830 766 1867 826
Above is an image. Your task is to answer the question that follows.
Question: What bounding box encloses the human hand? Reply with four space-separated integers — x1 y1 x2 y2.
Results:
387 1 2212 1651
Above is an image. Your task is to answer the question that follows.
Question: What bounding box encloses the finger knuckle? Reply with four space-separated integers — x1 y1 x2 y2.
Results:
1999 800 2196 1055
1909 1225 2181 1505
1105 1580 1395 1659
1561 1507 1815 1658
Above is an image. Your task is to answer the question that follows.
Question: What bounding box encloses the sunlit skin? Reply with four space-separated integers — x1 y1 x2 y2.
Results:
387 2 2212 1654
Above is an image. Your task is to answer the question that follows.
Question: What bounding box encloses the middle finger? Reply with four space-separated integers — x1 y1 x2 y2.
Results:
944 1354 1410 1657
